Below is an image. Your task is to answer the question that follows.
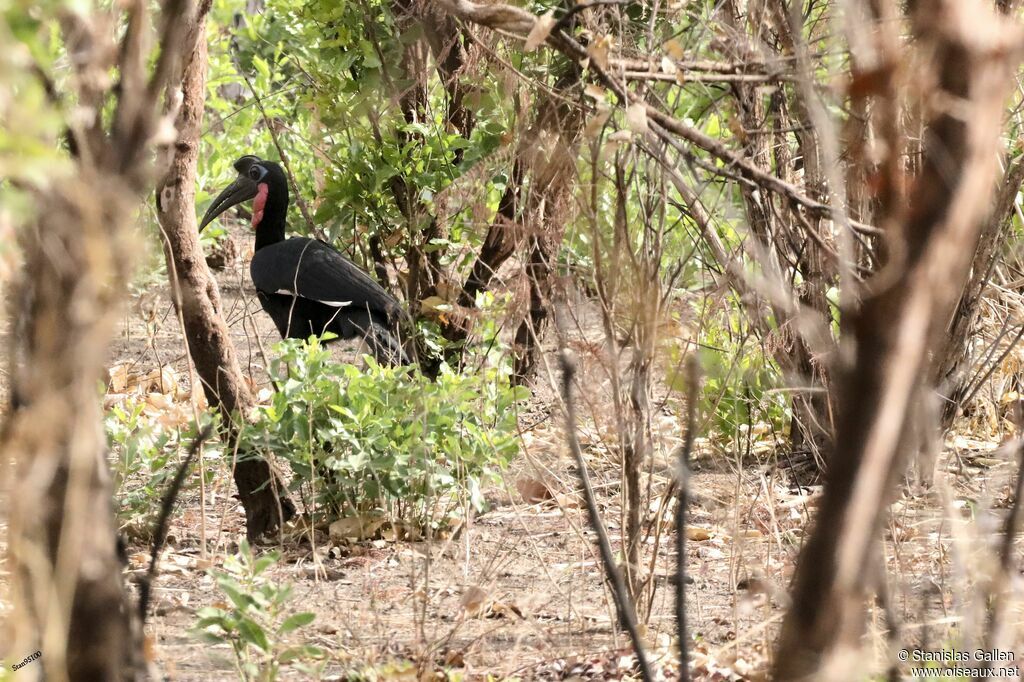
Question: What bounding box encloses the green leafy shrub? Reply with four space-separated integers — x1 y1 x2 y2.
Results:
106 400 174 524
666 308 789 445
239 335 527 524
193 541 323 681
105 402 219 538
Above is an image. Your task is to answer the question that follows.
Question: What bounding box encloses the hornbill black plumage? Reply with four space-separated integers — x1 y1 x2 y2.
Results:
199 155 408 364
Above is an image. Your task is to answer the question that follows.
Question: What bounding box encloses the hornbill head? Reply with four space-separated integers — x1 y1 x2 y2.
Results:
199 155 288 232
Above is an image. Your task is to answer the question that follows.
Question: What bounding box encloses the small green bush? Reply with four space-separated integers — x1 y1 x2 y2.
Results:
105 402 218 538
106 400 174 525
239 335 528 525
192 541 323 681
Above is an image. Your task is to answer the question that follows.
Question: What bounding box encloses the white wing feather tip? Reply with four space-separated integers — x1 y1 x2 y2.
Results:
274 288 350 308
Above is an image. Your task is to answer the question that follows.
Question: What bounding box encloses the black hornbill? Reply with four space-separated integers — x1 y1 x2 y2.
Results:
199 155 408 364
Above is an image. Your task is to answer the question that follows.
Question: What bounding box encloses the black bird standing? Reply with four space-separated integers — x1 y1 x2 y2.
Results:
200 155 408 364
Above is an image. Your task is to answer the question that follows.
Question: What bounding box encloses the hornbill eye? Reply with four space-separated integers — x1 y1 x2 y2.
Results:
248 165 263 181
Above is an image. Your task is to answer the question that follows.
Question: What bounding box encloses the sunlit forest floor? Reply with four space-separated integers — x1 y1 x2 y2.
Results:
1 223 1022 680
134 444 1022 680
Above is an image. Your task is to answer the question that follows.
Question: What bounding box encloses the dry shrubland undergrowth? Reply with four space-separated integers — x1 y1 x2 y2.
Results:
0 220 1018 680
2 0 1024 680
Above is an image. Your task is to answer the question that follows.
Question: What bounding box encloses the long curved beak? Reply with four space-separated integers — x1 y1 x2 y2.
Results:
198 175 258 232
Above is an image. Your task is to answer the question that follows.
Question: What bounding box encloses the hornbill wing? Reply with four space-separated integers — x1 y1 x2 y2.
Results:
250 238 400 321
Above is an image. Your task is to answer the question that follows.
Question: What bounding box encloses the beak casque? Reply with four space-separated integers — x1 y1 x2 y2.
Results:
198 174 259 232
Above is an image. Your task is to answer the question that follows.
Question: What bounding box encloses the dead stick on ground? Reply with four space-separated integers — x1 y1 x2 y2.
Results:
558 350 654 681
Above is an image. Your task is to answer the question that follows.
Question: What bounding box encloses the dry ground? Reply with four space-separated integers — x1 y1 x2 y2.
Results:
1 223 1023 680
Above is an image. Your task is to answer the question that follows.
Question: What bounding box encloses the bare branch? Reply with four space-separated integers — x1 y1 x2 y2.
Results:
675 356 700 681
437 0 883 236
774 2 1024 676
558 351 655 681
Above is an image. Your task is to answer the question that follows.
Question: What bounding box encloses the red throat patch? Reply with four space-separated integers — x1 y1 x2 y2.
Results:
252 183 268 228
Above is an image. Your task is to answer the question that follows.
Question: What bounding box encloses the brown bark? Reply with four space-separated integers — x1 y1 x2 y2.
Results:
4 188 140 681
390 0 443 307
3 2 197 679
512 231 560 381
509 102 583 382
767 1 838 460
421 4 477 153
599 159 662 606
454 67 584 381
457 159 525 307
438 0 882 237
773 2 1022 676
933 156 1024 427
399 2 481 309
155 5 294 540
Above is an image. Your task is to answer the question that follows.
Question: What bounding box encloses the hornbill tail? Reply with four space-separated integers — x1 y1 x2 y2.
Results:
362 320 410 367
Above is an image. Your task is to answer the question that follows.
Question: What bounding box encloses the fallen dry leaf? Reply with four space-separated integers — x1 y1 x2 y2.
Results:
686 526 714 541
555 492 583 509
109 364 131 393
516 476 554 504
443 649 465 667
381 520 423 542
524 11 555 52
486 599 525 619
329 514 386 542
460 584 489 617
419 295 451 316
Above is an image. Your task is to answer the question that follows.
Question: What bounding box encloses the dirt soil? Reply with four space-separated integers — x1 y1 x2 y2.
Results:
1 223 1023 681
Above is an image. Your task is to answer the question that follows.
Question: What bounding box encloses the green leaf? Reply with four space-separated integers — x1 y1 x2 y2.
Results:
360 40 381 68
279 644 325 663
193 630 227 644
236 619 270 652
278 611 315 634
253 55 271 81
252 553 279 576
193 616 227 629
218 581 253 611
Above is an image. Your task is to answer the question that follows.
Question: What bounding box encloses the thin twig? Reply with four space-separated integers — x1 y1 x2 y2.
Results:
675 355 700 681
138 424 213 623
622 70 796 83
551 0 629 34
558 351 654 681
436 0 882 236
231 44 327 242
959 323 1024 410
976 427 1024 681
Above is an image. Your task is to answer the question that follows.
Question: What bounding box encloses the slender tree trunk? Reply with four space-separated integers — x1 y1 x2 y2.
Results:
510 196 577 382
774 3 1021 675
4 186 140 681
3 2 198 677
422 5 476 155
719 1 836 461
461 66 584 382
155 4 295 540
933 156 1024 428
